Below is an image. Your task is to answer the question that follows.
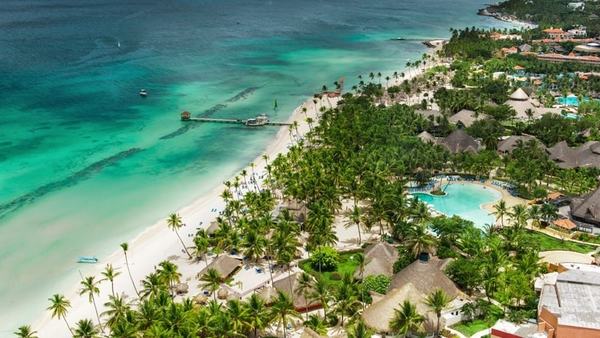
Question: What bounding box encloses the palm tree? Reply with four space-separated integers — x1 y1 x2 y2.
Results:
424 289 454 337
157 260 181 297
405 223 437 258
101 264 120 298
270 291 300 338
226 299 251 336
345 205 363 244
199 268 222 300
47 294 73 335
102 294 130 328
493 200 508 228
246 293 271 338
73 319 100 338
79 276 104 333
120 242 140 297
310 277 331 318
347 320 372 338
510 204 529 229
13 326 38 338
296 272 313 320
166 213 192 259
389 300 424 337
355 253 366 281
141 272 164 300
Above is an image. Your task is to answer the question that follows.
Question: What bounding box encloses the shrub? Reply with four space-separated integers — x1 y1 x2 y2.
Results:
310 246 339 271
393 246 415 273
362 275 391 295
330 272 342 280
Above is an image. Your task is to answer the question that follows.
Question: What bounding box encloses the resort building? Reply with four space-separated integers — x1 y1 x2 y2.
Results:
497 135 543 154
567 2 585 11
448 109 486 128
258 272 321 313
197 255 242 281
438 129 481 154
547 141 600 169
543 28 572 40
503 88 561 120
570 185 600 232
536 53 600 65
567 26 587 37
491 320 547 338
537 268 600 337
362 255 468 333
354 242 399 279
574 42 600 54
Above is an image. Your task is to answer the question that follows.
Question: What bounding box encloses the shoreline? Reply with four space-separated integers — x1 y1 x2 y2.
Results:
32 91 339 336
477 4 538 28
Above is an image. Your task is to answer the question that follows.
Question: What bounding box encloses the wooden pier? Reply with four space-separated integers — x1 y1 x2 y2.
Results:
186 117 291 126
180 111 291 127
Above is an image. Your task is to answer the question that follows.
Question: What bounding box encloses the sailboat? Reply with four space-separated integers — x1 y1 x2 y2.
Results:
117 40 121 48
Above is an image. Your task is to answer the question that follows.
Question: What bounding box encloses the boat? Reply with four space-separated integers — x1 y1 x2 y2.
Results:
391 37 406 41
245 114 269 127
77 256 98 264
139 89 148 97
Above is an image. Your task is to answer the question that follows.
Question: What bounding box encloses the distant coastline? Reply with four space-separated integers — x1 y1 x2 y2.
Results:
477 3 538 28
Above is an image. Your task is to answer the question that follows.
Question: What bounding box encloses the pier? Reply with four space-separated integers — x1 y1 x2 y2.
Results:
180 111 291 127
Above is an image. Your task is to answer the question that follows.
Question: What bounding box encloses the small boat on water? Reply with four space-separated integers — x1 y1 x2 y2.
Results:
139 89 148 97
77 256 99 264
245 114 269 127
391 37 406 41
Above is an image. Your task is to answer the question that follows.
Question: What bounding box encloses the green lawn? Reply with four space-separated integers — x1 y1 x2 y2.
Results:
452 319 493 337
525 230 596 253
299 251 362 287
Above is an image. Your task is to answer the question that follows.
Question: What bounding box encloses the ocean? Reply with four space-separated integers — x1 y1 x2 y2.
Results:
0 0 515 331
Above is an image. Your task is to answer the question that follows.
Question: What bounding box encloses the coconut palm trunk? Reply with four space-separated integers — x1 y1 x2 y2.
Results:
175 228 192 259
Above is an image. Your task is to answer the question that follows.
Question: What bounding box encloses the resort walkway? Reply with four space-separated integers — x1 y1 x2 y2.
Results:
471 328 491 338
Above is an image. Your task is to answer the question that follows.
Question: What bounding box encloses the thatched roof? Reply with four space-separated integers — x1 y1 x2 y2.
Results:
262 272 320 311
197 255 242 280
438 129 481 154
300 328 325 338
509 88 529 101
571 186 600 225
417 131 437 144
448 109 484 128
206 221 220 235
497 135 542 153
388 256 459 297
356 242 399 279
362 283 432 333
548 141 600 169
175 282 189 295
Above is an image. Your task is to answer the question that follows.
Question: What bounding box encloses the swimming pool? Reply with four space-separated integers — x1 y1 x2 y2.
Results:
555 96 589 107
413 183 501 228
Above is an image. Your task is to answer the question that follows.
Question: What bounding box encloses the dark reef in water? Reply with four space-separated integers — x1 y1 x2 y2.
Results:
0 148 143 219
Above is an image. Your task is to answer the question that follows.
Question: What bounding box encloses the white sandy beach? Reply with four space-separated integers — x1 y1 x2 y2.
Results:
32 94 339 337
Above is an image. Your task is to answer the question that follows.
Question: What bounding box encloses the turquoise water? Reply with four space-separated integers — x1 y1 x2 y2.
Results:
413 183 501 228
0 0 516 330
556 95 590 107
